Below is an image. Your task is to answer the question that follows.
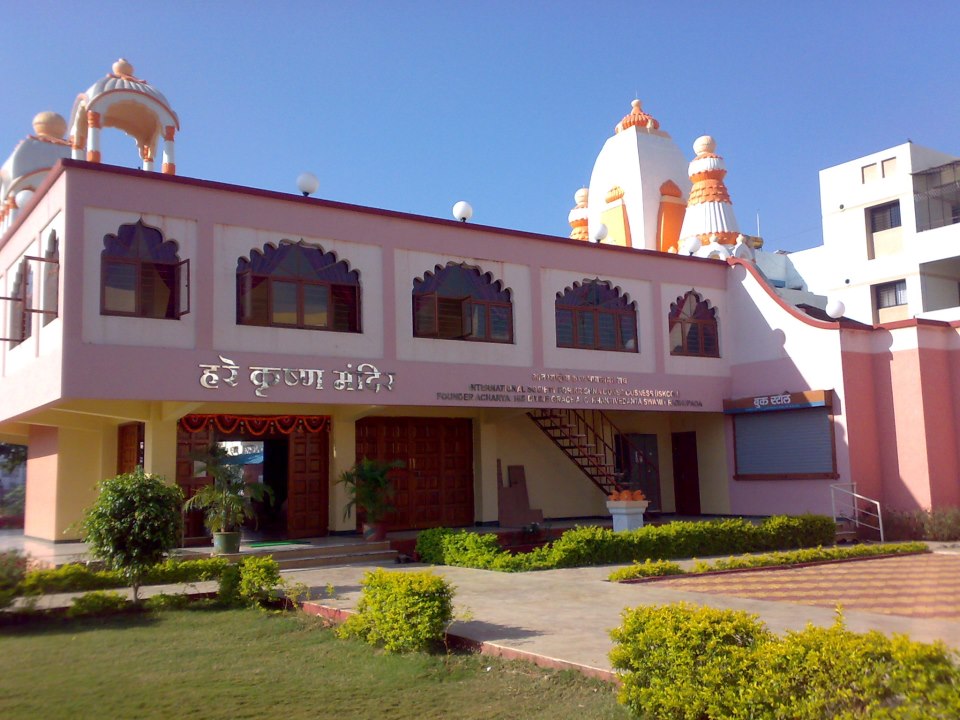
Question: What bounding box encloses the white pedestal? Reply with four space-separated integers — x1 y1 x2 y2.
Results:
606 500 650 532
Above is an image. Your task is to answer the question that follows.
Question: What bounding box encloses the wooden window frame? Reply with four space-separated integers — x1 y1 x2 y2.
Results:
237 275 360 332
555 305 638 352
101 257 188 320
669 290 720 358
411 265 513 344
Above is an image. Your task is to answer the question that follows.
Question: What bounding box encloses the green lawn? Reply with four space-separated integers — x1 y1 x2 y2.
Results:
0 609 629 720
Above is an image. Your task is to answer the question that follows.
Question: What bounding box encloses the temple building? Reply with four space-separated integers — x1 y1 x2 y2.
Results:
1 61 957 544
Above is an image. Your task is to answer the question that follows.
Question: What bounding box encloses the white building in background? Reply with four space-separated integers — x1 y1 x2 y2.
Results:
774 142 960 325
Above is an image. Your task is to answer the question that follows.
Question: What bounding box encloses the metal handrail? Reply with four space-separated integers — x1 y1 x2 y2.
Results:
830 482 884 542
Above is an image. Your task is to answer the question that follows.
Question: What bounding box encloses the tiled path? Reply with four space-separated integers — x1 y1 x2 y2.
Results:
655 554 960 619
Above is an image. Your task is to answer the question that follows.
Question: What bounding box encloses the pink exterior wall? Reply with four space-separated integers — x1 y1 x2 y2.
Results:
4 162 734 419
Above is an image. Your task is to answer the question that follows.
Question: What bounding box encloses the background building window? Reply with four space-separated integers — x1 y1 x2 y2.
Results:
236 241 360 332
101 219 188 319
868 201 901 233
668 290 719 357
876 279 907 309
412 263 512 343
555 279 637 352
861 163 879 183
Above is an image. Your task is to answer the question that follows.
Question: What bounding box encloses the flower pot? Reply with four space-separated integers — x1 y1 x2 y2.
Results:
362 521 387 542
606 500 650 532
212 531 242 554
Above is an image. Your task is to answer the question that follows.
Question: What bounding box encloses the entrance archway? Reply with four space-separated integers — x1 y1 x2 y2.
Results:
177 414 330 542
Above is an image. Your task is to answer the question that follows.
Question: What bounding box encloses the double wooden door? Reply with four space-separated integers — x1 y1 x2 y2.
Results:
175 420 329 541
355 417 474 530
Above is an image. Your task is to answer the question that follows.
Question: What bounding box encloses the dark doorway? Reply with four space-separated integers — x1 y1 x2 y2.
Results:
615 433 661 511
671 431 701 515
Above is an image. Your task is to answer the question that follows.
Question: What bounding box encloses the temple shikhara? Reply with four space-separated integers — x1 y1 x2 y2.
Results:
2 59 958 544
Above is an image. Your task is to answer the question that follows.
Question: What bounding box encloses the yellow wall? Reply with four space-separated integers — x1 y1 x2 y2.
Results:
490 411 610 519
609 411 730 515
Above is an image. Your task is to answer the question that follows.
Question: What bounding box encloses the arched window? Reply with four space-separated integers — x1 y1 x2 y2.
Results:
412 263 512 343
101 219 188 319
4 260 32 347
669 290 719 357
236 241 360 332
555 279 637 352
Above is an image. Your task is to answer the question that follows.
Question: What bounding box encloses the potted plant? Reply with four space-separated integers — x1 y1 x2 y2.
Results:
338 458 403 541
183 445 273 554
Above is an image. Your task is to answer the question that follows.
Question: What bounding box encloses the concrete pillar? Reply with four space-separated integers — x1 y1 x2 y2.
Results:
328 410 357 532
143 410 179 486
24 424 111 541
86 111 102 163
162 126 176 175
477 418 500 523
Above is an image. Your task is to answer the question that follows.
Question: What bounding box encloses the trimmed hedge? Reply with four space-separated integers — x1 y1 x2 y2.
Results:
608 542 929 581
19 557 229 596
611 603 960 719
417 515 837 572
337 569 454 653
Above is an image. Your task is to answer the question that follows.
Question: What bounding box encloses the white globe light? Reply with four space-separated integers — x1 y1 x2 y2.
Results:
14 189 34 209
296 172 319 196
591 223 608 243
452 201 473 222
679 236 701 256
825 299 846 319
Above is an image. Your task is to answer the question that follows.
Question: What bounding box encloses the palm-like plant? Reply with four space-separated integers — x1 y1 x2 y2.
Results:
338 458 404 525
183 445 272 533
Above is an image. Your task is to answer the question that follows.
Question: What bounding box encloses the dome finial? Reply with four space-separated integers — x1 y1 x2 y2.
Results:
112 58 135 77
32 111 67 140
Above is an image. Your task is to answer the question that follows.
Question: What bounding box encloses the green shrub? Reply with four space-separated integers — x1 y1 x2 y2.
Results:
420 515 837 572
20 563 123 595
80 467 184 602
217 563 242 607
886 507 960 542
414 527 454 564
20 557 228 596
0 549 26 609
739 619 960 719
338 569 454 653
610 605 960 719
238 556 281 607
692 542 928 573
607 559 685 582
144 592 192 611
67 590 131 618
610 603 772 719
141 557 228 585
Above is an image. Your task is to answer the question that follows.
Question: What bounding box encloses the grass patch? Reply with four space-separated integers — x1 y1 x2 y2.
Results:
0 609 628 720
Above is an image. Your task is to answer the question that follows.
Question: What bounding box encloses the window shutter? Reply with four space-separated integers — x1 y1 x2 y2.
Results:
176 259 191 318
734 408 835 477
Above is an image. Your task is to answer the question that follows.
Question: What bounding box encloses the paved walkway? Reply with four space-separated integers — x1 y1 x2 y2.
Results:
289 550 960 677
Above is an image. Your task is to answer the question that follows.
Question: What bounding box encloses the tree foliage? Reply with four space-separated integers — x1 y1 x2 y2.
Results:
80 468 183 602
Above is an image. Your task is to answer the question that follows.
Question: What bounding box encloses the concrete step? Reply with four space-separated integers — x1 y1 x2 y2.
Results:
186 541 393 564
274 549 398 571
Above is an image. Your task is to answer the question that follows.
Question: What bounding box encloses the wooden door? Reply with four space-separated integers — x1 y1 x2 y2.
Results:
671 431 701 515
116 422 144 474
356 417 473 531
286 430 329 538
615 433 661 512
176 425 215 540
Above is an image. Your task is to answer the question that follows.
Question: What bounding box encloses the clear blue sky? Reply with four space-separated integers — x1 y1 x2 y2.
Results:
2 1 958 252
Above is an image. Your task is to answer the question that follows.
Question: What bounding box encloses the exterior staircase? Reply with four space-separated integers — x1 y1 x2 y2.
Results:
527 408 630 496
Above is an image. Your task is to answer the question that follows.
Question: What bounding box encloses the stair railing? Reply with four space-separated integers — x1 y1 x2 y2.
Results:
830 482 884 542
